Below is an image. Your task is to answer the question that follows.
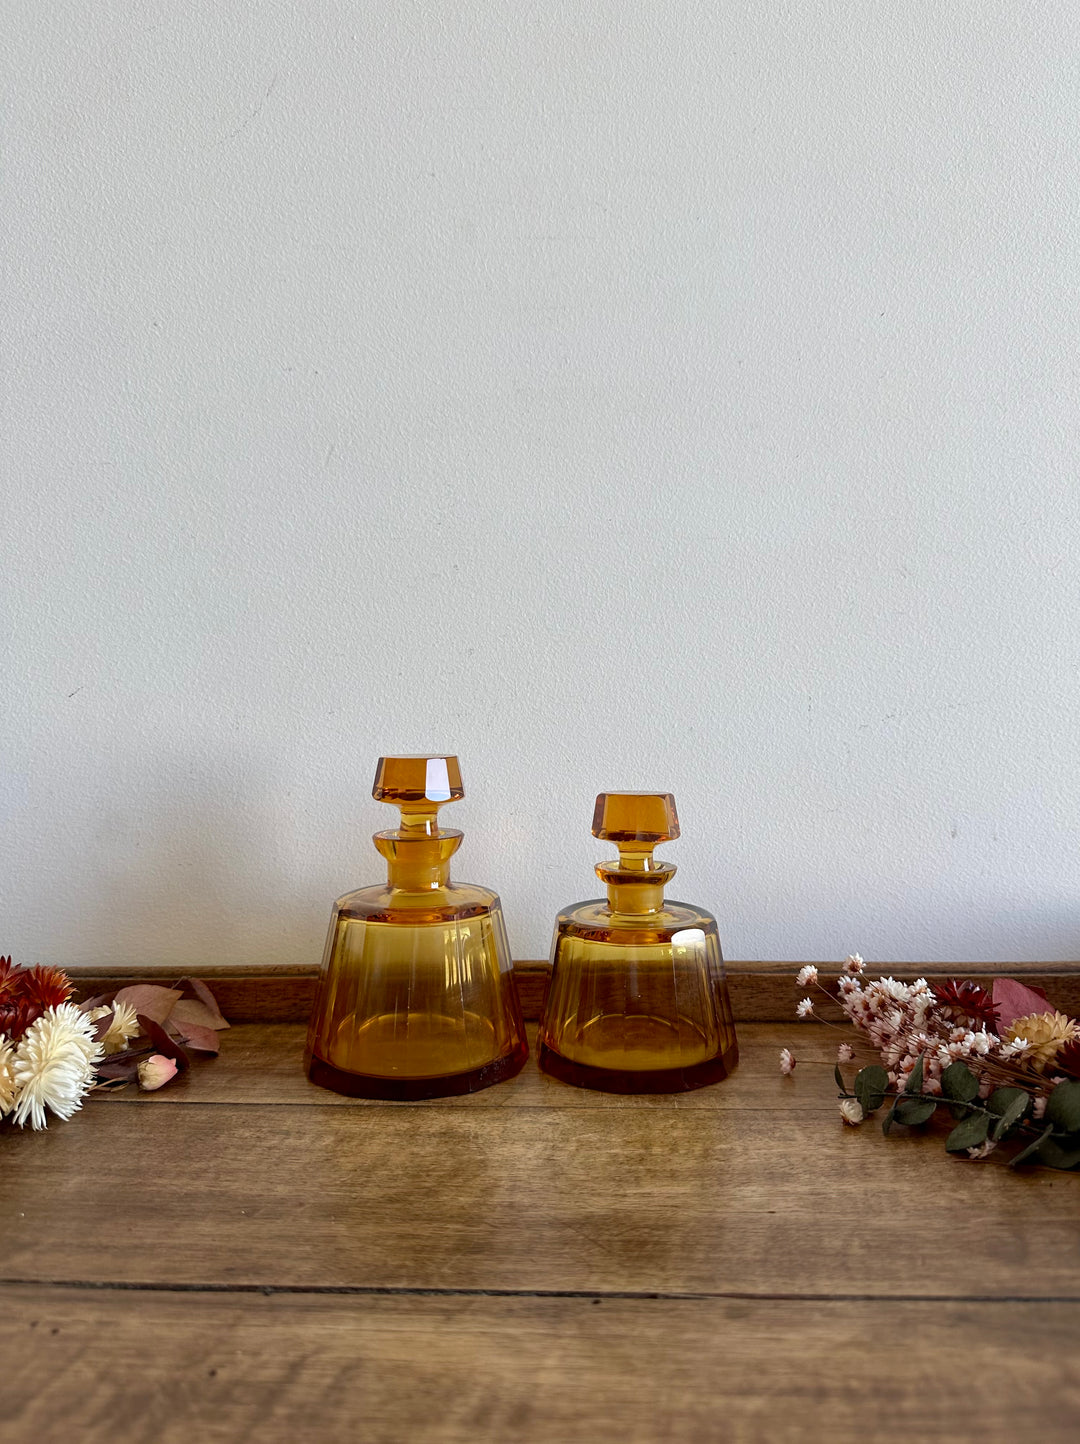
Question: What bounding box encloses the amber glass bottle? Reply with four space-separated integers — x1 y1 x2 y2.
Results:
537 792 738 1093
305 756 528 1099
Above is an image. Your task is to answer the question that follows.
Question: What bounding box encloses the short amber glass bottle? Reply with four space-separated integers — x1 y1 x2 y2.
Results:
537 792 738 1093
305 756 528 1099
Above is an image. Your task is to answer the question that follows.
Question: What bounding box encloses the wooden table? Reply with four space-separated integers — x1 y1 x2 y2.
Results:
2 1018 1079 1442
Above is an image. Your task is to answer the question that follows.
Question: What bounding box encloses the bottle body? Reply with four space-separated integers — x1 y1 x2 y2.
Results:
305 880 528 1099
537 898 738 1092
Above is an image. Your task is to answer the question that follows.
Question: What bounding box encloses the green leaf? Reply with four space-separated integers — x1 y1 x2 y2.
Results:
945 1112 990 1152
1033 1135 1080 1171
854 1065 890 1115
940 1061 979 1104
903 1056 925 1094
894 1098 937 1126
987 1089 1029 1141
1046 1081 1080 1134
834 1063 846 1092
1010 1125 1054 1168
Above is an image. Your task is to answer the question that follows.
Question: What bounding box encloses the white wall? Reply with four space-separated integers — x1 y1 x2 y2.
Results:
3 2 1080 968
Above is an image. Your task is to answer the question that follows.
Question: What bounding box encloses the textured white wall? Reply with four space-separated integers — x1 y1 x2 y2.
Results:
3 3 1080 968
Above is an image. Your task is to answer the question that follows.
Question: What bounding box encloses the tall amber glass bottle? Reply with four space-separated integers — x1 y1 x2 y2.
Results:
537 792 738 1093
305 756 528 1099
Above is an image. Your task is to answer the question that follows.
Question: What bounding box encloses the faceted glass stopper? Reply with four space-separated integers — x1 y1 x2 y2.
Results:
373 755 464 805
592 792 680 845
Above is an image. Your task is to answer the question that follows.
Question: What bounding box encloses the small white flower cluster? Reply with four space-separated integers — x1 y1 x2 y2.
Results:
0 1004 104 1131
830 969 1029 1095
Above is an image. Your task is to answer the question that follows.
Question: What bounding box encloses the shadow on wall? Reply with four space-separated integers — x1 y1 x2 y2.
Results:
41 754 327 971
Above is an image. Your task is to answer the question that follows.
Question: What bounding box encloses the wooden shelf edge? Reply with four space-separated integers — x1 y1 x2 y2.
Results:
68 959 1080 1024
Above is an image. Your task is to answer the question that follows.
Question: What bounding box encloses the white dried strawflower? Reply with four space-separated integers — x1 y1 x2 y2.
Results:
796 998 814 1019
779 1048 796 1076
967 1139 998 1160
839 1098 864 1125
842 954 865 975
837 1042 854 1063
102 1001 140 1055
11 1003 102 1130
0 1035 16 1117
796 965 818 987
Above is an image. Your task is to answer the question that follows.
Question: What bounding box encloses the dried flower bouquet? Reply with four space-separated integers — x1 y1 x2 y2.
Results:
782 956 1080 1169
0 956 228 1130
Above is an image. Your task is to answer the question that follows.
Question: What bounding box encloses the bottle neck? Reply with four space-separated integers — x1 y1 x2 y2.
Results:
596 848 676 916
374 830 462 892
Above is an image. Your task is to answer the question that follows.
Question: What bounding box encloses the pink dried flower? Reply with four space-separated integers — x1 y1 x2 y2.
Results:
796 998 814 1019
838 1099 864 1125
137 1054 179 1091
837 1043 854 1063
796 965 818 987
779 1048 796 1075
1033 1095 1048 1121
842 954 865 975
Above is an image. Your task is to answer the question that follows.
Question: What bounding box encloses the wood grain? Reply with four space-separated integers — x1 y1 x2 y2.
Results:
84 1021 860 1110
70 959 1080 1022
1 1023 1075 1300
2 1284 1078 1444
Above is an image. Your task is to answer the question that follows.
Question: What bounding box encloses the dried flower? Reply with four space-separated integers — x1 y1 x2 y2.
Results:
1056 1037 1080 1080
837 1042 854 1063
796 998 814 1019
796 965 818 987
0 1034 16 1116
0 956 19 1005
839 1099 864 1125
1004 1012 1079 1073
18 966 74 1012
138 1054 179 1090
779 1048 796 1075
935 979 997 1030
967 1139 998 1160
102 1001 140 1055
1033 1095 1048 1121
11 1003 102 1130
842 954 865 975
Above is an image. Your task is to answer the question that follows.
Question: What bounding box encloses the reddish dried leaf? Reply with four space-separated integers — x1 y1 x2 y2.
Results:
114 985 182 1027
136 1014 190 1072
174 977 229 1030
992 978 1053 1032
95 1058 144 1082
169 1020 220 1054
170 997 227 1034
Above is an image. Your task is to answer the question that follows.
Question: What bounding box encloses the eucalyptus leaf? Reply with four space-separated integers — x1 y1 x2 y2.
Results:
834 1064 846 1092
894 1098 937 1126
945 1112 990 1152
940 1062 979 1104
903 1056 925 1095
988 1089 1029 1141
1032 1134 1080 1171
1046 1081 1080 1134
1009 1125 1054 1168
854 1065 890 1115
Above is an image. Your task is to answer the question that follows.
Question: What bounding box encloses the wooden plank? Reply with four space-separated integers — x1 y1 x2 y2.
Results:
69 960 1080 1023
84 1021 851 1111
2 1085 1076 1297
2 1285 1078 1444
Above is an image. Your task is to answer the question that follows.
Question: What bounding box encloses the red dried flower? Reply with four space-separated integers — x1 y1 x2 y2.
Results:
1057 1037 1080 1080
935 979 998 1031
16 965 74 1011
0 956 19 1005
0 999 41 1042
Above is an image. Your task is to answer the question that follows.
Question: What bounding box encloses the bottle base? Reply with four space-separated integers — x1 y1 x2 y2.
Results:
306 1042 529 1100
537 1039 739 1093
